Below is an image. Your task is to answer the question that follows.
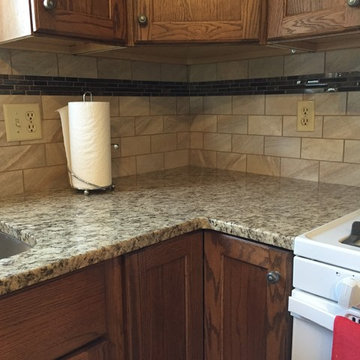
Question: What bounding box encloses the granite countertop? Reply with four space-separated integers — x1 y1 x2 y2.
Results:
1 166 360 296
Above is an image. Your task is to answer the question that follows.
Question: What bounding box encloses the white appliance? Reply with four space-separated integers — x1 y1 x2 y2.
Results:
289 209 360 360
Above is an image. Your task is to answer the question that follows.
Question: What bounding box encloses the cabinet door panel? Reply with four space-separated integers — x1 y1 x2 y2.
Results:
204 231 292 360
59 339 109 360
124 232 203 360
135 0 262 42
268 0 360 39
30 0 126 42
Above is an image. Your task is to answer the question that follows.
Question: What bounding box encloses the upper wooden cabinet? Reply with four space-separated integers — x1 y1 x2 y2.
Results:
268 0 360 40
133 0 265 43
0 0 127 45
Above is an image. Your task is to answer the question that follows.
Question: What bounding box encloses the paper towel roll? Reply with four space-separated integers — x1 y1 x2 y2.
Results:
58 101 112 190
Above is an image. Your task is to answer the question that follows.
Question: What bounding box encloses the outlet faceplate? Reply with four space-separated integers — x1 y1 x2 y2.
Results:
297 100 315 132
3 104 42 141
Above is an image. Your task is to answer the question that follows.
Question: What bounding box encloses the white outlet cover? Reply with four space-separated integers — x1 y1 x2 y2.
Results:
3 103 42 142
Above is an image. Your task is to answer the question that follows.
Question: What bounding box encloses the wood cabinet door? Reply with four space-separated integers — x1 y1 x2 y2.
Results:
29 0 126 42
134 0 263 43
204 231 293 360
59 339 109 360
124 232 203 360
268 0 360 40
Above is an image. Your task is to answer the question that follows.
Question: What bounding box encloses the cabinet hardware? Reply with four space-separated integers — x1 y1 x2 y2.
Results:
138 15 148 26
348 0 360 7
267 271 281 284
43 0 57 10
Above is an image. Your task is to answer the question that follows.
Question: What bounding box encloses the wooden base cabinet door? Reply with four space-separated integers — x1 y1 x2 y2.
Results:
134 0 263 43
29 0 126 42
268 0 360 40
204 231 292 360
124 232 203 360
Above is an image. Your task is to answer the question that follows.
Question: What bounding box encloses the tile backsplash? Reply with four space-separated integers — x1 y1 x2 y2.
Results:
1 47 360 197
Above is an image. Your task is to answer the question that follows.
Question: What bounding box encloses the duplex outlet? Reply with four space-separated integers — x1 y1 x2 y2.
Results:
3 104 42 141
297 100 315 132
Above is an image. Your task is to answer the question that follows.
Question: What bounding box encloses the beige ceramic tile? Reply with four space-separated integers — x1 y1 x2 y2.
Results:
304 93 346 115
136 153 164 174
248 116 282 136
121 136 150 157
45 143 66 166
265 136 300 158
21 120 63 144
41 95 80 120
233 95 265 115
161 64 188 82
165 150 189 169
320 162 360 187
177 132 190 149
232 134 264 155
135 116 163 135
347 92 360 115
132 61 161 81
281 158 319 182
216 60 248 80
190 132 203 149
283 115 323 138
323 116 360 139
0 95 42 120
150 97 177 115
151 133 177 153
24 165 69 192
249 56 284 79
301 138 343 161
120 97 150 116
164 116 191 133
189 64 217 82
189 97 203 114
0 170 24 197
111 117 135 137
284 52 324 76
11 50 58 76
0 145 45 171
216 152 246 172
190 115 217 132
203 96 232 115
344 140 360 163
247 155 281 176
203 133 231 152
217 115 247 134
97 58 132 80
326 48 360 73
266 94 303 115
190 149 216 168
112 156 136 178
0 49 11 75
176 97 190 115
57 54 97 78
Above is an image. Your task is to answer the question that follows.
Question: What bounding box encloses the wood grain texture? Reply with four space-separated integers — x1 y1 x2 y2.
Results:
0 0 32 42
124 232 204 360
0 264 107 360
204 231 293 360
59 339 109 360
29 0 126 43
135 0 261 42
268 0 360 40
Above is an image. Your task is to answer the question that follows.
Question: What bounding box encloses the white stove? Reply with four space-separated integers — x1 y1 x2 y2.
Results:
289 209 360 360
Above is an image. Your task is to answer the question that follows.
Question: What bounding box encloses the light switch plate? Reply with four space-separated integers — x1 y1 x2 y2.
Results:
3 103 42 141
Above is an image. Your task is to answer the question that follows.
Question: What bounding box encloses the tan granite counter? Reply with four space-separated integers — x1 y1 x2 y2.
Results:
1 166 360 295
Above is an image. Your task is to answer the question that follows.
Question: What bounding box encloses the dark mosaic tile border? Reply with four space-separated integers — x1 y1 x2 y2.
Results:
0 72 359 96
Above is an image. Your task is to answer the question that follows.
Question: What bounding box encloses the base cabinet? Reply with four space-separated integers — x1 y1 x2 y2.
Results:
204 231 293 360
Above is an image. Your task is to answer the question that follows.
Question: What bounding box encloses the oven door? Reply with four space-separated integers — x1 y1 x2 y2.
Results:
289 289 360 360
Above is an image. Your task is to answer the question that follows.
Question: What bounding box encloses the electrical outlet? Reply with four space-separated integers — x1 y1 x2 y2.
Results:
3 104 42 141
297 100 315 132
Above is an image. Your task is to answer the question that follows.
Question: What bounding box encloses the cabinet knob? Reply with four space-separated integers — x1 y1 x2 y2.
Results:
138 15 148 26
43 0 57 10
266 271 281 284
348 0 360 7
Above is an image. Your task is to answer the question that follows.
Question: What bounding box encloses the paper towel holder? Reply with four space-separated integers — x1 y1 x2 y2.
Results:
82 91 93 102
